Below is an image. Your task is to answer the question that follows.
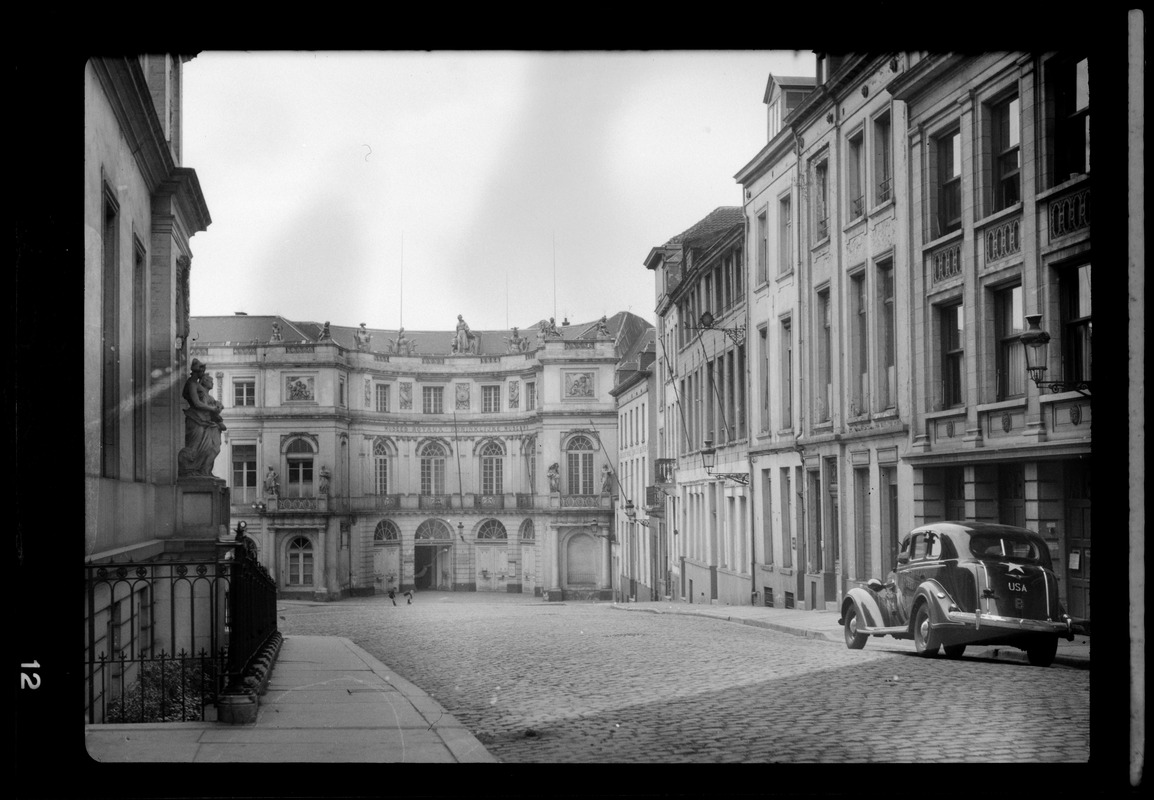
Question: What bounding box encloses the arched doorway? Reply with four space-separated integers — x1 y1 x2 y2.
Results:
414 519 454 590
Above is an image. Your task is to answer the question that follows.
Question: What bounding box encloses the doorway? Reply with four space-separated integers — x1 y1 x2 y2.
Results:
414 544 438 590
1065 461 1091 620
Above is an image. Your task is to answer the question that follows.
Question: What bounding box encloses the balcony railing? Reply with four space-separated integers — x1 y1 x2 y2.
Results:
516 493 535 508
474 494 505 509
418 494 454 510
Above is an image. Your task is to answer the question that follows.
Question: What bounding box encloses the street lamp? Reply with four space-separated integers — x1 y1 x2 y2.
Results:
623 498 653 528
1019 314 1091 396
701 439 750 485
687 311 746 347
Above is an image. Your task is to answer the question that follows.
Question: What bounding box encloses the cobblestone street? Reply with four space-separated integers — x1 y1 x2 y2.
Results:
279 593 1090 763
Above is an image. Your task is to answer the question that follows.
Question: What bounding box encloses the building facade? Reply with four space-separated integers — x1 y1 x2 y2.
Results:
610 329 663 601
646 51 1091 627
189 313 651 602
890 52 1092 623
646 207 752 606
84 54 220 722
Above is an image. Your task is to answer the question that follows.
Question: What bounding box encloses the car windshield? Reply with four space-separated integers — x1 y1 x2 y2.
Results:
968 533 1052 567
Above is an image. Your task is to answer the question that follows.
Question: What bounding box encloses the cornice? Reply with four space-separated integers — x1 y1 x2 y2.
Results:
90 57 177 195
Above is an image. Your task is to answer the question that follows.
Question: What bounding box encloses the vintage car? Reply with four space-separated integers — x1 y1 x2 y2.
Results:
838 521 1076 667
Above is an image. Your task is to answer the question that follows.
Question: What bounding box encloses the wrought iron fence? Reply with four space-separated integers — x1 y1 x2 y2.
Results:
225 539 279 689
84 541 278 724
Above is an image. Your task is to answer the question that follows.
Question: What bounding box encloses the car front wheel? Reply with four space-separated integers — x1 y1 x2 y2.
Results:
912 603 940 656
1026 636 1058 667
843 604 868 650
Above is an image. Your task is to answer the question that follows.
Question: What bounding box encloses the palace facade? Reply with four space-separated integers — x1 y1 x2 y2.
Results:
188 312 651 601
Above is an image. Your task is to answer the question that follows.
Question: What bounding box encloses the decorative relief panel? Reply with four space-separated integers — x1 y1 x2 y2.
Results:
931 242 962 284
509 380 520 409
364 378 372 407
456 383 471 410
564 371 595 398
399 382 412 410
1049 187 1090 240
285 375 315 401
985 217 1021 264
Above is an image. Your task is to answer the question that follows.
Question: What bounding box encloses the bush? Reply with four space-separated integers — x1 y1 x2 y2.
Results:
104 658 217 723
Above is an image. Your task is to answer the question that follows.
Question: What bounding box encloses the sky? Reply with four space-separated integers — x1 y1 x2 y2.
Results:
182 50 815 332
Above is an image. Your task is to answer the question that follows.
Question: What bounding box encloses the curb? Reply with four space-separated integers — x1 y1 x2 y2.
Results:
610 604 1088 668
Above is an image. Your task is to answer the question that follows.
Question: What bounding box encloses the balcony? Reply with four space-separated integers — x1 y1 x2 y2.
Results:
418 494 454 510
474 494 505 509
655 458 676 485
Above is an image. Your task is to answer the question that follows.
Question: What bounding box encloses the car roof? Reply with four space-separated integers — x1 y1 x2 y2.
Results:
908 521 1042 539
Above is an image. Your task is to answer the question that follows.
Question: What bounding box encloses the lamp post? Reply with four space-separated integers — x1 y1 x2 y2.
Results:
1019 314 1091 396
701 439 751 485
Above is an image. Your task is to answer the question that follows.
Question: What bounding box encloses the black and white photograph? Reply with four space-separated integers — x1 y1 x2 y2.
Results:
13 24 1143 798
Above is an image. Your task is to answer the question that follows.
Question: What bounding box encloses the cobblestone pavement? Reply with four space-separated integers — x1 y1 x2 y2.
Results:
278 593 1090 764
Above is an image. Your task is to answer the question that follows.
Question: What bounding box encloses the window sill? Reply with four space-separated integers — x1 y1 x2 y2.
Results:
1038 389 1090 405
810 236 831 252
843 214 868 235
924 407 966 420
869 197 895 218
1037 172 1090 203
922 228 964 253
775 269 795 284
974 202 1023 230
976 397 1027 413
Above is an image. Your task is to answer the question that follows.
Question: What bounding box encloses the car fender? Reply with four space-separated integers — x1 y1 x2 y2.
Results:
911 580 957 629
842 586 892 629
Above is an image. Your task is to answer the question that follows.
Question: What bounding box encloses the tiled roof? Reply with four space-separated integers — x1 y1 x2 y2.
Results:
189 311 652 358
660 206 744 249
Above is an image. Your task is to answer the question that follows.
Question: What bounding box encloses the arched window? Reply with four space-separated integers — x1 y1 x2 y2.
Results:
480 440 504 495
372 438 392 495
285 438 315 498
415 519 453 540
287 536 313 585
519 518 535 541
419 441 447 495
373 520 400 543
566 435 595 495
477 519 507 540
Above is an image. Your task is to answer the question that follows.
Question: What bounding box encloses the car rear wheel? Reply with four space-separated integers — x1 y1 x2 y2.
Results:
843 604 868 650
912 603 940 656
943 644 966 658
1026 636 1058 667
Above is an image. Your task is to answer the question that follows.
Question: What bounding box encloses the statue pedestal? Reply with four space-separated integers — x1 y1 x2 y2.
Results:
176 476 230 540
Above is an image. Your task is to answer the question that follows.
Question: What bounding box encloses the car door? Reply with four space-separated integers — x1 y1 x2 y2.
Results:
891 534 918 625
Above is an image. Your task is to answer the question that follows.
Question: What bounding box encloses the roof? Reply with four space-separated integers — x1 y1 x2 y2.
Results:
645 207 743 270
189 311 653 358
763 74 817 104
910 521 1045 539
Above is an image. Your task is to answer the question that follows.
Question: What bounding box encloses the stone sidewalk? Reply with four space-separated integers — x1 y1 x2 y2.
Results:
84 635 497 763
